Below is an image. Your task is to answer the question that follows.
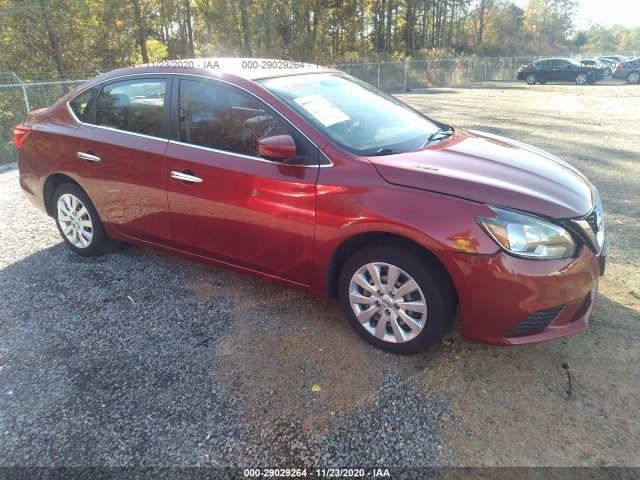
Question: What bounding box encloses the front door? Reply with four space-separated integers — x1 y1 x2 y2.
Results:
164 77 319 285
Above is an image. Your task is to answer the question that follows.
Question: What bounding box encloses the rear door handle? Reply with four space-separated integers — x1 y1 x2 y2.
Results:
171 171 203 183
77 152 101 162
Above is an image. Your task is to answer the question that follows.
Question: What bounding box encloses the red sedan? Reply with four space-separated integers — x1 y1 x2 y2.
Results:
15 59 608 354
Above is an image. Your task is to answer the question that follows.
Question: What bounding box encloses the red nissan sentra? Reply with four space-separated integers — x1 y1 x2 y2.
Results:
15 59 608 354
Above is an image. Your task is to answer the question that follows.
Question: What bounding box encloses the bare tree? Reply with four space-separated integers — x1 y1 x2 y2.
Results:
38 0 66 81
133 0 149 63
239 0 252 55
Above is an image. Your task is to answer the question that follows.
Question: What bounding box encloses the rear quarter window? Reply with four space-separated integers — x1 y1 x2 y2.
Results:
68 86 99 122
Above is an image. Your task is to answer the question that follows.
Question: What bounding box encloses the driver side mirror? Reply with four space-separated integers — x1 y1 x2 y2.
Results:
257 134 296 161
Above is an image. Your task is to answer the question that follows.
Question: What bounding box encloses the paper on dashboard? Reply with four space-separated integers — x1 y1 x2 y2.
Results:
294 94 351 127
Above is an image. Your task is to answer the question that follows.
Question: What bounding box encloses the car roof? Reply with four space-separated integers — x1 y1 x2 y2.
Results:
535 57 573 62
137 58 332 80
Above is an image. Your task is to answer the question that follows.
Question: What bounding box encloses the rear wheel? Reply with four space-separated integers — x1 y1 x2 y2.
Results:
338 242 456 354
53 183 109 256
626 71 640 84
525 74 537 85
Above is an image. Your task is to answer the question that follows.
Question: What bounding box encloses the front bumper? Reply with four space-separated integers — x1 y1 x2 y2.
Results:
439 244 604 345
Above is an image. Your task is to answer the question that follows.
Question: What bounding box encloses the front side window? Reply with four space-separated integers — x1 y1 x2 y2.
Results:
95 79 166 137
260 73 441 156
179 79 287 157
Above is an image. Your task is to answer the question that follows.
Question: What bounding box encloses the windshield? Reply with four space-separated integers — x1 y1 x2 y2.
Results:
260 73 443 156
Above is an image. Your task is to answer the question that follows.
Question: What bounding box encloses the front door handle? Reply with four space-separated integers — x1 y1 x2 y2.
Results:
171 170 203 183
77 151 101 162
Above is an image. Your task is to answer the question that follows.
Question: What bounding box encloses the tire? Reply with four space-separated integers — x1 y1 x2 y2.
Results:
338 241 456 355
576 73 589 85
525 74 537 85
53 183 109 257
626 71 640 84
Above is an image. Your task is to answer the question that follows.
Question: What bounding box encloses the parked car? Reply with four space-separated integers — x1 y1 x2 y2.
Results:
612 57 640 84
517 58 605 85
15 59 608 354
596 55 628 76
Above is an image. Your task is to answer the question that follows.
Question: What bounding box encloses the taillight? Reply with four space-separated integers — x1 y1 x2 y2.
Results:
14 124 31 149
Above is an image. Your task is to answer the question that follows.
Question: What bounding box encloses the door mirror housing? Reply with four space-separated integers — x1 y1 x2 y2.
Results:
257 134 297 161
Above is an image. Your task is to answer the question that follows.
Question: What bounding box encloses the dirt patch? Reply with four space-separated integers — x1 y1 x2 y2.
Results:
183 262 385 429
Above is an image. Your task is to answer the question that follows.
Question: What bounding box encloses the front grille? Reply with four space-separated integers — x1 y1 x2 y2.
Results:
563 200 604 254
585 209 599 235
505 306 564 338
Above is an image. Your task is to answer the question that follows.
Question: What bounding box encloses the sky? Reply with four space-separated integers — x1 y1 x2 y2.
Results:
511 0 640 29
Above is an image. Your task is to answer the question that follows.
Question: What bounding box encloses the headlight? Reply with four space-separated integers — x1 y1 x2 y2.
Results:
477 207 576 260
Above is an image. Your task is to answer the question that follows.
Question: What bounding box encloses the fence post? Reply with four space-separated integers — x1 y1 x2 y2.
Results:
12 72 30 112
484 57 487 82
377 62 380 89
404 58 408 91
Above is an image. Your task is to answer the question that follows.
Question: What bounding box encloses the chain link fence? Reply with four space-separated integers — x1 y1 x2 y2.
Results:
1 76 87 166
2 52 635 166
332 56 541 91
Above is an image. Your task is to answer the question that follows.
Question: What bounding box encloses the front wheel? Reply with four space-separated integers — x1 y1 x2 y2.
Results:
338 243 456 354
576 73 589 85
525 74 537 85
53 183 109 256
626 71 640 84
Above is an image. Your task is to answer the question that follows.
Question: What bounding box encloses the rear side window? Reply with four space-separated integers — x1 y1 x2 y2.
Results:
95 79 166 137
69 86 99 122
178 79 287 157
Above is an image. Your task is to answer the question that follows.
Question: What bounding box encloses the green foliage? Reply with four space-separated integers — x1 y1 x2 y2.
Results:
0 0 636 79
581 24 620 52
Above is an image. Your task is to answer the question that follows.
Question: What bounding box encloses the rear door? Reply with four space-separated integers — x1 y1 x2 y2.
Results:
164 76 320 285
533 60 551 81
69 76 173 246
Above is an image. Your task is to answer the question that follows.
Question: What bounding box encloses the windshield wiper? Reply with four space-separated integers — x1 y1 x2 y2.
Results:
421 126 454 148
369 148 408 156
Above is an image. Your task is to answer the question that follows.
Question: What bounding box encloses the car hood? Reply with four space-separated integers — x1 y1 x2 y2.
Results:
367 129 594 219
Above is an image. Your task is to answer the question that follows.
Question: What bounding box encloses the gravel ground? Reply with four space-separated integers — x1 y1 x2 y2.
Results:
1 80 639 472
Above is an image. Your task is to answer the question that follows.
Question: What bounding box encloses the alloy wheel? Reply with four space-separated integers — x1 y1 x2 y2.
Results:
57 193 94 248
348 262 428 344
627 72 640 84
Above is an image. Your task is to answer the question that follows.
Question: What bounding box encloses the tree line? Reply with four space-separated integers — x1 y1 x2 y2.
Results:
0 0 638 81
